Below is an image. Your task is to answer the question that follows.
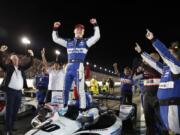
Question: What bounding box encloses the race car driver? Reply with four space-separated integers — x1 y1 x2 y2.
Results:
52 18 100 116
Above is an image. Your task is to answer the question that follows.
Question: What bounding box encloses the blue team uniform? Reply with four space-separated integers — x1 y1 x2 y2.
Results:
120 75 133 104
52 25 100 109
35 74 49 104
142 39 180 133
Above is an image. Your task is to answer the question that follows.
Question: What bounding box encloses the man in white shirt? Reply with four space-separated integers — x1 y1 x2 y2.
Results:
0 45 34 135
41 48 65 107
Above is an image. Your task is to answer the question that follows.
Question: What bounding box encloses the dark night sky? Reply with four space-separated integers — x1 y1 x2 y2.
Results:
0 1 180 72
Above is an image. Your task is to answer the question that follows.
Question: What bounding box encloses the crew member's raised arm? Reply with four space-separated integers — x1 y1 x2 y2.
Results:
134 42 164 74
146 29 180 74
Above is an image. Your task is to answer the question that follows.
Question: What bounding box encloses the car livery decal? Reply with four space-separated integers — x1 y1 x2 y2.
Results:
110 128 121 135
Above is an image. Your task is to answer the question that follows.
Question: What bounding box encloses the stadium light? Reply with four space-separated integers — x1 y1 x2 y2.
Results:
21 37 31 53
21 37 31 45
55 49 60 61
55 50 60 55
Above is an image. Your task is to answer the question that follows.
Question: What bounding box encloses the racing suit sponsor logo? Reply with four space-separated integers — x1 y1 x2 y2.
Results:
144 78 160 86
67 48 88 54
159 81 174 89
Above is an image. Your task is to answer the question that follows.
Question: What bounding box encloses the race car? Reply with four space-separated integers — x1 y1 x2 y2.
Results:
25 104 122 135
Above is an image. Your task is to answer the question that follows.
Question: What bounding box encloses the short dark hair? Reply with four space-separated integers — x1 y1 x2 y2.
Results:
124 66 131 71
